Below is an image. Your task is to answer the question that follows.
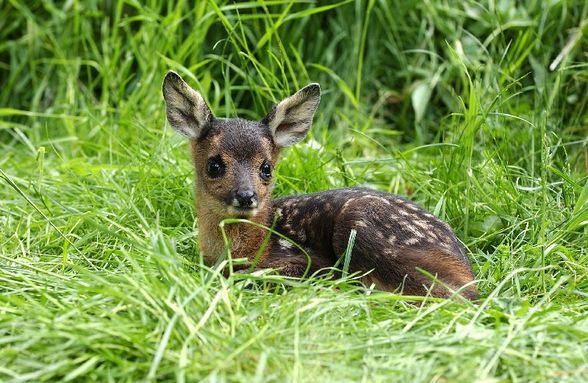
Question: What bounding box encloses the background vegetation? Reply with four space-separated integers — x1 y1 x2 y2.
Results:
1 0 587 381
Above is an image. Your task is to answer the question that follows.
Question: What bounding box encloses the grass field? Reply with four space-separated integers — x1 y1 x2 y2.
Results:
1 1 587 382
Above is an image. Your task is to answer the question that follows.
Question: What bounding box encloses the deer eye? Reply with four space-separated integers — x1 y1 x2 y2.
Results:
259 160 272 181
206 156 225 178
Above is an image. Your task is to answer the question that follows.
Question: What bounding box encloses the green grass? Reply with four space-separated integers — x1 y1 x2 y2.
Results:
1 1 587 381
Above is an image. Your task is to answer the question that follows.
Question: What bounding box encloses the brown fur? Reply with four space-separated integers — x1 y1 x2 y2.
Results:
163 71 478 300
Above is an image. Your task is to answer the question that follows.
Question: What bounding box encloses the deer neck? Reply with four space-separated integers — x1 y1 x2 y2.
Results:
196 191 273 267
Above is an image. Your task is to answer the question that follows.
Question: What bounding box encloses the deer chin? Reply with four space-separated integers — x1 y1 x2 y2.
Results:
225 206 259 219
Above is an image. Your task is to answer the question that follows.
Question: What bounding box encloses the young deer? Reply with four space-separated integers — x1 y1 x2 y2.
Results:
162 71 478 300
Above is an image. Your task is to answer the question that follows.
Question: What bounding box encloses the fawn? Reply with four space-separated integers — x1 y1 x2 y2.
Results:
162 71 478 300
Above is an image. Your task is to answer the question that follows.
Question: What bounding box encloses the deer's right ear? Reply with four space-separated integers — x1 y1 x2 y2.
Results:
162 71 212 139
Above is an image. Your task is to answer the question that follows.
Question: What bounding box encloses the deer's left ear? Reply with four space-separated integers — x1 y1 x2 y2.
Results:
262 83 321 148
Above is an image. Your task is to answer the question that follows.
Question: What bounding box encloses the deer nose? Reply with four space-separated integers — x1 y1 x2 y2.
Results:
234 190 258 209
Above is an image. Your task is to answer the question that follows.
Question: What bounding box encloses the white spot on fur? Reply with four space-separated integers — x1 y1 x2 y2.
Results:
384 248 397 257
404 237 420 245
407 204 420 212
399 210 413 217
403 223 426 239
279 239 293 250
413 220 430 230
371 196 390 205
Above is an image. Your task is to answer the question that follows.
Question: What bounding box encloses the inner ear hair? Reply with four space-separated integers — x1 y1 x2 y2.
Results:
263 83 321 148
162 71 212 139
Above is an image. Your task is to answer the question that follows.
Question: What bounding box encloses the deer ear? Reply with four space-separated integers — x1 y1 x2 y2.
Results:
162 71 212 139
262 83 321 147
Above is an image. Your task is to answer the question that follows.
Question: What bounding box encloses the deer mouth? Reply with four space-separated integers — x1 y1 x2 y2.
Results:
225 205 259 218
223 192 260 218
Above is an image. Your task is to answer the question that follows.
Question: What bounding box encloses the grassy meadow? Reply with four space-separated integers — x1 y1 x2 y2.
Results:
1 1 587 381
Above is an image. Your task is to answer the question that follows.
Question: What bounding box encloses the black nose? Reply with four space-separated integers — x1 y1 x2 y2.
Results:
235 190 257 208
